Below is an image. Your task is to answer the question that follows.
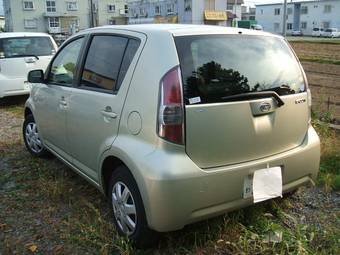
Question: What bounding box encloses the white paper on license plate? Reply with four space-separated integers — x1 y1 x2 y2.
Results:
253 167 282 203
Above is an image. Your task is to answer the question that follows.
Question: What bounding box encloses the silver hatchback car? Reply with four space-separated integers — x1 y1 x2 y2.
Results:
23 25 320 246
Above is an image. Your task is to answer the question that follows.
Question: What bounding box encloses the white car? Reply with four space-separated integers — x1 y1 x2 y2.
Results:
291 30 303 36
312 27 324 37
0 32 57 98
323 28 340 38
251 24 263 31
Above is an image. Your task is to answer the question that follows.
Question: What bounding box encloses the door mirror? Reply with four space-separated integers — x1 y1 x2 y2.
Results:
28 70 44 83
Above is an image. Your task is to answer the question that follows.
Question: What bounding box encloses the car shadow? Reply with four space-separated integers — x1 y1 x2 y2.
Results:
0 95 29 107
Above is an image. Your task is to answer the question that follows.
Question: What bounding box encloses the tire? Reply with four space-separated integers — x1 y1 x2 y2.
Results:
109 166 158 248
23 114 50 157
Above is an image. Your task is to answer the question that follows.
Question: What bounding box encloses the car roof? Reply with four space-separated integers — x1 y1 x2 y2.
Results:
83 24 281 38
0 32 52 39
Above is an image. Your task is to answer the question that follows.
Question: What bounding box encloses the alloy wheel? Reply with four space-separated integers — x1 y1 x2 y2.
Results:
112 181 137 235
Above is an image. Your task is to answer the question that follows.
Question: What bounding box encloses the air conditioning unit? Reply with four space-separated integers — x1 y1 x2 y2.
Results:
119 9 126 15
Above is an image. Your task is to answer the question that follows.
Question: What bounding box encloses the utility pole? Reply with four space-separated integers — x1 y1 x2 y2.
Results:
282 0 288 36
234 0 238 27
89 0 94 27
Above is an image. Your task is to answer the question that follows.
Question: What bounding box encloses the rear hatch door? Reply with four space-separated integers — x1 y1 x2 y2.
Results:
175 35 309 169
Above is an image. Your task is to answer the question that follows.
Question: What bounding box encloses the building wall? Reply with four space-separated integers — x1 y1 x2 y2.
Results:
256 0 340 35
127 0 178 24
3 0 91 33
3 0 129 35
96 0 128 26
128 0 232 26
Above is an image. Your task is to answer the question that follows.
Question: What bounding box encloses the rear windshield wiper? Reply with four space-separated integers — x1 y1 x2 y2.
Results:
263 84 298 95
221 91 285 107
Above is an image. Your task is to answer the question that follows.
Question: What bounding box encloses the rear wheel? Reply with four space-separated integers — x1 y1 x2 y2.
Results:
23 114 49 157
109 166 158 248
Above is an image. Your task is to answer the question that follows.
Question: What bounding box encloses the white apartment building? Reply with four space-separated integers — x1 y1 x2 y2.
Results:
3 0 128 37
256 0 340 35
127 0 243 26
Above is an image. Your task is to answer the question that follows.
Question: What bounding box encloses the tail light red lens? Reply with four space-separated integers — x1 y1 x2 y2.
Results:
158 67 184 145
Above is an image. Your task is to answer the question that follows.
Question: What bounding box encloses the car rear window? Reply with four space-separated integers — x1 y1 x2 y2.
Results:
0 36 55 58
175 35 305 105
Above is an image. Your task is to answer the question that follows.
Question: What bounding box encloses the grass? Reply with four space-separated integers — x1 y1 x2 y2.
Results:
312 106 340 191
288 39 340 45
1 98 340 254
299 57 340 65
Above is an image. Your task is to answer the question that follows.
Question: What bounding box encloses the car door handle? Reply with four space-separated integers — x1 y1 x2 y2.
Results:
101 110 117 119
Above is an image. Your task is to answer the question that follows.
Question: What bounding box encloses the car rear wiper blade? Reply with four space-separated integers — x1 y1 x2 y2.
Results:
263 84 296 95
221 91 285 107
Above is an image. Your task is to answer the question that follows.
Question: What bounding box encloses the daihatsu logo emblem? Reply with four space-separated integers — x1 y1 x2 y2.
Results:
260 102 272 113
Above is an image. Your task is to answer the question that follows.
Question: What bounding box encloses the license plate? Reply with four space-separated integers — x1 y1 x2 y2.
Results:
243 166 283 203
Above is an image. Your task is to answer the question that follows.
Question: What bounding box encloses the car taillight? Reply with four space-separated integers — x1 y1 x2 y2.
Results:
158 66 184 145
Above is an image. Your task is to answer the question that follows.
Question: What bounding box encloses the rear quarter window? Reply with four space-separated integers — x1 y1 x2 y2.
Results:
175 35 305 105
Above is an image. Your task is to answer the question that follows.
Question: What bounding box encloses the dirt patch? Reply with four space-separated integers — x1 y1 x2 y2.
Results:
290 43 340 123
291 42 340 62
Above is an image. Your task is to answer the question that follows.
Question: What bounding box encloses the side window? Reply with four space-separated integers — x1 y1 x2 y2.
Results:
116 39 140 90
48 37 84 86
81 35 128 92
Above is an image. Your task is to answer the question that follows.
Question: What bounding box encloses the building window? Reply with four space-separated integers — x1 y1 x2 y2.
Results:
274 22 280 31
287 7 292 15
139 7 146 16
23 1 34 10
260 9 263 15
49 17 60 28
46 1 56 12
322 21 330 29
107 4 115 12
167 3 175 14
324 5 332 13
124 5 128 14
301 22 307 29
287 23 292 30
227 4 233 11
184 0 192 12
301 6 308 14
67 2 78 11
155 5 161 15
274 8 280 15
24 19 37 28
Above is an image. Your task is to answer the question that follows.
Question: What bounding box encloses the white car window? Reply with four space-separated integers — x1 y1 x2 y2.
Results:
0 37 54 58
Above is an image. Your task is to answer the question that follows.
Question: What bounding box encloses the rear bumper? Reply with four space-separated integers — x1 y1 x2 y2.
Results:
140 126 320 232
0 77 30 98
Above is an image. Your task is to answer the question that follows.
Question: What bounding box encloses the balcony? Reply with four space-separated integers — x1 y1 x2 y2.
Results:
43 12 77 18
